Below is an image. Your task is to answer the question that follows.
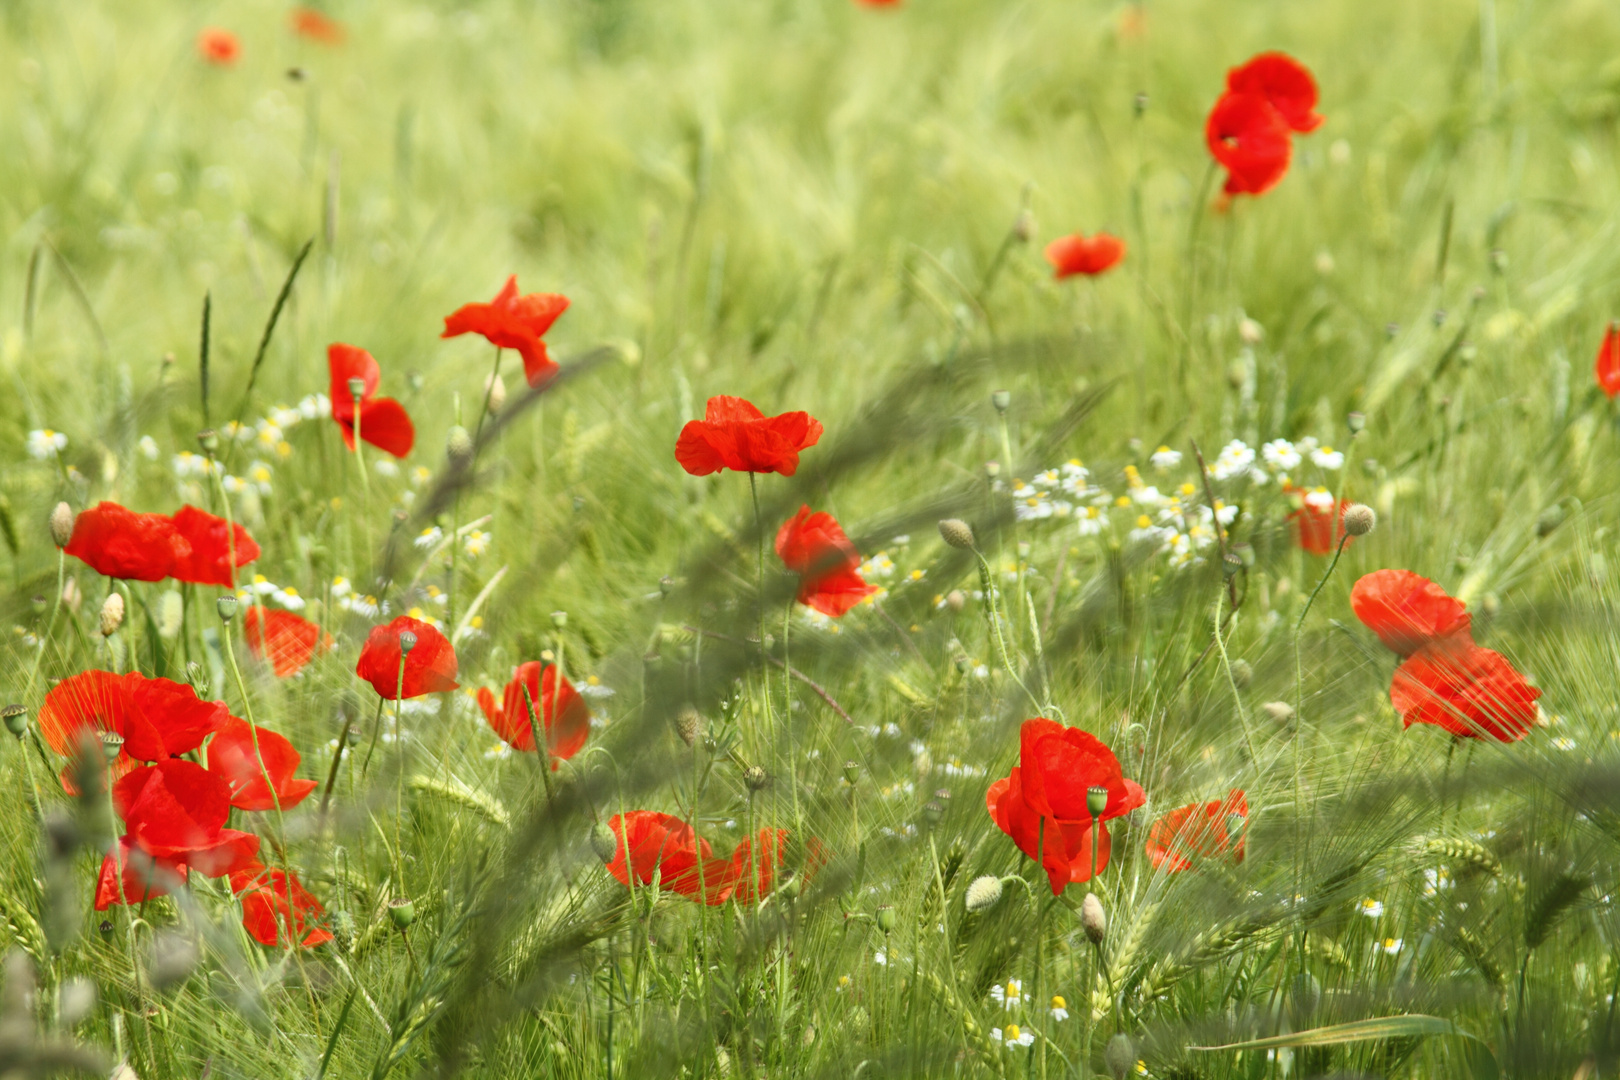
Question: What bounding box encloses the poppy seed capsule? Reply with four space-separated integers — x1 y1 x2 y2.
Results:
100 731 125 762
1347 410 1366 434
843 760 861 785
1081 892 1106 943
387 897 416 931
550 611 568 628
446 425 473 465
744 765 770 792
875 905 896 933
398 630 418 656
2 704 27 738
922 800 945 828
1343 504 1376 537
49 502 74 548
99 593 125 637
346 377 366 401
1086 786 1108 817
1104 1033 1136 1080
590 821 618 863
991 389 1011 414
216 595 238 622
938 519 976 550
196 429 219 454
964 875 1003 913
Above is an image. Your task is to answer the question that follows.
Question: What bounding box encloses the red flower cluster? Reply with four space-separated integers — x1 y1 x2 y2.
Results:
64 502 259 585
1045 233 1126 279
1205 53 1322 197
1144 789 1247 872
355 616 460 700
476 661 590 767
328 344 415 458
197 28 240 66
986 719 1146 895
442 276 570 388
40 670 228 790
604 812 790 906
775 506 877 617
1351 570 1540 742
243 607 332 678
1595 321 1620 398
675 396 823 477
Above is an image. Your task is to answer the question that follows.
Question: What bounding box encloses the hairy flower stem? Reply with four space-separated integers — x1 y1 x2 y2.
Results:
995 409 1028 653
361 689 388 778
22 548 65 703
975 550 1043 716
749 472 772 731
351 387 369 498
928 834 960 991
783 601 801 832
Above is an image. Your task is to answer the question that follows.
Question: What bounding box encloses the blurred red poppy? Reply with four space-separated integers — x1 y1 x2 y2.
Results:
1390 641 1540 742
675 396 823 477
114 759 232 858
63 502 191 582
243 607 331 677
775 506 878 617
1290 492 1349 555
94 830 260 910
39 671 227 789
1144 789 1247 872
169 505 259 587
854 0 902 6
986 719 1146 895
1595 321 1620 398
328 344 416 458
197 28 240 66
290 7 345 44
1225 53 1323 134
606 811 733 905
475 661 590 766
355 616 459 699
723 828 790 905
230 865 333 947
442 276 570 388
1350 569 1472 657
1206 90 1293 196
207 716 318 811
1045 233 1126 279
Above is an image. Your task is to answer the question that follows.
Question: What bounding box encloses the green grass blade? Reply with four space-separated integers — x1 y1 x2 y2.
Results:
1189 1015 1459 1051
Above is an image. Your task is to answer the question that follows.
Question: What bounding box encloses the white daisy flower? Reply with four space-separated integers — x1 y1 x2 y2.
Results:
1031 468 1063 489
412 466 433 488
463 530 491 557
138 436 159 460
1310 445 1345 470
415 526 444 549
873 950 887 967
1210 440 1256 481
345 594 381 618
1423 868 1453 896
330 576 353 599
580 676 615 699
298 393 332 420
991 1024 1035 1049
249 575 277 596
1049 996 1069 1022
1552 736 1577 751
1149 445 1182 470
272 587 305 611
222 420 253 444
268 405 302 429
245 461 273 495
989 979 1023 1010
1359 899 1385 919
424 585 448 607
1378 937 1403 956
1132 485 1167 508
222 475 249 495
372 458 400 478
1304 488 1336 511
405 607 442 630
1261 439 1301 470
859 552 896 578
1077 506 1108 536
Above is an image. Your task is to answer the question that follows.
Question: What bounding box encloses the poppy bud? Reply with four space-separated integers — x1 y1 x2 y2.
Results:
31 594 45 613
1347 410 1366 434
1229 659 1252 689
1012 209 1034 244
2 704 26 738
550 610 568 628
674 707 701 747
659 575 676 596
984 461 1000 480
485 372 507 415
875 905 896 933
938 519 976 550
991 389 1011 414
843 760 861 785
398 630 418 656
1238 317 1264 345
1536 503 1564 537
346 377 366 401
446 425 474 465
99 593 125 637
590 821 618 863
965 875 1004 913
1261 701 1295 726
387 897 416 931
1081 892 1106 943
49 502 74 548
1086 786 1108 817
216 594 238 622
197 429 219 454
944 589 965 613
744 765 771 792
922 800 945 828
1343 504 1376 537
1104 1033 1136 1080
100 731 125 762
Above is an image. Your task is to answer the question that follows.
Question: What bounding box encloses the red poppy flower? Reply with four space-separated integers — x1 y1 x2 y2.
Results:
1289 493 1350 555
113 759 233 858
723 828 791 905
94 831 261 910
674 396 824 477
63 502 192 582
39 671 227 789
1205 90 1293 196
985 719 1146 895
1045 233 1126 279
605 811 733 905
243 607 332 677
169 505 260 587
441 276 570 388
355 616 459 699
290 7 345 44
1144 789 1248 872
1350 569 1472 657
854 0 902 6
230 865 333 948
1225 53 1323 134
327 344 416 458
1595 322 1620 398
207 716 318 811
197 28 241 66
475 661 590 766
1390 641 1540 742
775 506 878 617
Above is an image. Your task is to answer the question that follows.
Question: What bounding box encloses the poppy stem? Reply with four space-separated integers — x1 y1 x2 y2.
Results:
350 387 369 498
360 691 388 779
1295 532 1351 636
749 472 773 739
319 707 358 819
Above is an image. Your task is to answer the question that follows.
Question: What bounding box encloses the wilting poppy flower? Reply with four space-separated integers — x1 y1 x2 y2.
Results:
63 502 191 582
207 716 318 811
1205 90 1293 196
328 344 416 458
475 661 589 766
775 506 878 617
355 616 459 699
1350 569 1472 657
39 671 227 789
441 276 570 388
94 830 260 910
1225 53 1323 134
230 865 333 948
197 28 241 66
1144 789 1248 872
986 719 1146 895
243 607 331 677
114 759 233 858
1290 492 1350 555
606 811 733 905
1595 322 1620 398
1045 233 1126 279
1390 641 1540 742
290 7 345 44
724 828 791 905
675 396 824 478
169 505 259 587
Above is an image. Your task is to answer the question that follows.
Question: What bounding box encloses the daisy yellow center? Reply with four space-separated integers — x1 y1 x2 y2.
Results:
1004 1025 1021 1039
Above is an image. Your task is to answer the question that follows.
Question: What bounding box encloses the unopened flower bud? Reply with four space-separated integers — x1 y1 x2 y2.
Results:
550 610 568 628
1262 701 1296 726
1222 553 1244 579
387 897 416 931
99 593 125 637
744 765 771 792
398 630 418 656
1346 411 1366 434
983 460 1000 480
1104 1033 1136 1080
484 372 507 415
875 905 896 933
49 502 74 548
407 370 425 392
965 875 1004 913
776 872 801 901
286 65 308 82
1229 659 1252 689
1343 504 1376 537
446 425 473 465
946 589 966 612
1081 892 1107 943
346 377 366 401
2 704 27 738
938 519 975 550
991 389 1011 414
1086 786 1108 817
216 594 238 622
1238 317 1264 345
590 821 618 863
674 707 701 747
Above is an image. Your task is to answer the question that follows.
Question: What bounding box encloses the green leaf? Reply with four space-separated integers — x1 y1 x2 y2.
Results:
1189 1015 1459 1051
